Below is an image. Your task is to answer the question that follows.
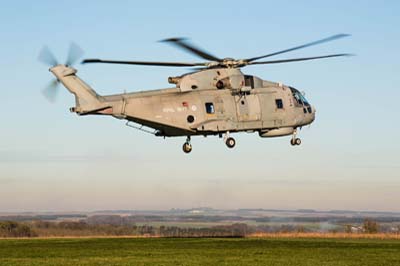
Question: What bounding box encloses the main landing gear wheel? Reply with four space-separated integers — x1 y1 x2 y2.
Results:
225 137 236 148
182 136 192 153
182 143 192 153
290 138 301 146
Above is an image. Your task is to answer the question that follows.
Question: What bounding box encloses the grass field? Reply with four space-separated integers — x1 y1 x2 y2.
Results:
0 237 399 266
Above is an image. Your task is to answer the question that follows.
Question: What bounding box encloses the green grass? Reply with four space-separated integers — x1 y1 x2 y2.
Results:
0 237 399 266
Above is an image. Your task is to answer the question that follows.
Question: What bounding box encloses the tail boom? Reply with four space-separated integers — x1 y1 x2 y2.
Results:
50 65 107 114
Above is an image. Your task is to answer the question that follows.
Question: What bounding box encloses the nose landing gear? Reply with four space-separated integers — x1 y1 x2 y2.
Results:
290 138 301 146
290 129 302 146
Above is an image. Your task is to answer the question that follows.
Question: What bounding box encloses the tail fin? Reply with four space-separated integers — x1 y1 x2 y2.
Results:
50 65 106 113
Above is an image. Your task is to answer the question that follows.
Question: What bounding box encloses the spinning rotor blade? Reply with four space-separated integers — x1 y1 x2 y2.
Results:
66 42 84 66
42 79 59 103
246 34 350 62
248 53 353 65
82 59 207 67
39 43 83 103
38 46 58 66
160 37 221 61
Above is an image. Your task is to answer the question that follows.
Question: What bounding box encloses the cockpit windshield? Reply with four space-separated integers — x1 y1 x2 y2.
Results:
289 86 310 106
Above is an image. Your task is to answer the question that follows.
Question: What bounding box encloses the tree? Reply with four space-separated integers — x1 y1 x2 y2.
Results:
363 219 379 234
0 221 37 237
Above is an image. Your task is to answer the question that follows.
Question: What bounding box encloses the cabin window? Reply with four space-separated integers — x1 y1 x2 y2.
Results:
275 99 284 109
244 75 254 88
187 115 195 123
205 102 215 114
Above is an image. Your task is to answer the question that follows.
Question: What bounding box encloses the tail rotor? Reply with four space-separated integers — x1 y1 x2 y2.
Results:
38 45 59 66
41 79 59 103
38 43 83 102
65 43 84 67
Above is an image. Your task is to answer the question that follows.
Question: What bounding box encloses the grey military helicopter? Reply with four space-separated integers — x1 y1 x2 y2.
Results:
39 34 351 153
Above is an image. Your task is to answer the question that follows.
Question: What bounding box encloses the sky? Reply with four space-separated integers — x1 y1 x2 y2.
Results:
0 0 399 212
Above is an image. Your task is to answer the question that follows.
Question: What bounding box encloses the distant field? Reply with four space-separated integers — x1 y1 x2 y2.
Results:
1 237 400 266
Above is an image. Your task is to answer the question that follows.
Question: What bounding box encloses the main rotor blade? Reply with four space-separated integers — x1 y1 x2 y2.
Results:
248 53 353 65
82 59 207 67
161 37 221 61
42 79 59 103
66 42 84 66
38 46 58 66
246 34 351 62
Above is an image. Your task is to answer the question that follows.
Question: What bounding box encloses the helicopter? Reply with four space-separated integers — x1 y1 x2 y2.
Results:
39 34 351 153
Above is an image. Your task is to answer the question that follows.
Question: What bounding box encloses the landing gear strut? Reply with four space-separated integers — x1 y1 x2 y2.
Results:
182 136 192 153
290 129 301 146
224 132 236 149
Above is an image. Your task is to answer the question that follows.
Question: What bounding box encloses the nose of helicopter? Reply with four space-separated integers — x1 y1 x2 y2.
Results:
311 105 316 122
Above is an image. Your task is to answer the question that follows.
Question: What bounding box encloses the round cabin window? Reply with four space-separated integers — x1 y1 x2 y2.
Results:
187 115 195 123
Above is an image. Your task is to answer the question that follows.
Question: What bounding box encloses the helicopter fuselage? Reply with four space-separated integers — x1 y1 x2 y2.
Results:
100 68 316 137
50 65 315 152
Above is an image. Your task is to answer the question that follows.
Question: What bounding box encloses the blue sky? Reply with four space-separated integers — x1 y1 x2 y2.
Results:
0 0 399 212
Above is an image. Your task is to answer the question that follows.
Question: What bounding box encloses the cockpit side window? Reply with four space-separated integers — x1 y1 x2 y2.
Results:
289 86 310 107
294 93 303 105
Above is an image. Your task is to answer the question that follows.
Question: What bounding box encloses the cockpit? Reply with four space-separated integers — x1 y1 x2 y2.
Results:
289 87 309 106
289 86 313 113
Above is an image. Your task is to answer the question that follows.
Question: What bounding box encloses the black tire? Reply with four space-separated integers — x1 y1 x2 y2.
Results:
182 143 192 153
295 138 301 145
225 137 236 148
290 139 296 146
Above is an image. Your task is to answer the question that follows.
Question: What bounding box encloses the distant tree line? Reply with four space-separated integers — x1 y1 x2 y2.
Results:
0 221 251 238
0 221 37 237
0 218 398 238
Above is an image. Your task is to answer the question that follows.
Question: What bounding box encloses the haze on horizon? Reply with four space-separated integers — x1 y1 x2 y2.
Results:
0 1 399 212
